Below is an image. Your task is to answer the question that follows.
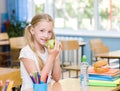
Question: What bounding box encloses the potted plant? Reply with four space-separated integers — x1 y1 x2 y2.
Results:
6 20 28 38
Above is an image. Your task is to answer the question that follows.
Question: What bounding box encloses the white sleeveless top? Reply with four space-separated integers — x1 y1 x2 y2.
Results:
19 45 52 90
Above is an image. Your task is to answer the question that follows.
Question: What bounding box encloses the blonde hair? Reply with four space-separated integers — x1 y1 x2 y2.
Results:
24 13 55 69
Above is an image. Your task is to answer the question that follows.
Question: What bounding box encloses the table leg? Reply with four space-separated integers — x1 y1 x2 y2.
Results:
112 58 120 69
108 58 110 65
81 45 85 61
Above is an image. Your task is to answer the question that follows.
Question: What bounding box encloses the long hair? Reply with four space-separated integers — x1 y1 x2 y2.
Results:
24 13 55 70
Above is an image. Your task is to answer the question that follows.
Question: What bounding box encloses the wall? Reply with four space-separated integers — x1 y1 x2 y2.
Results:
0 0 7 22
0 0 7 32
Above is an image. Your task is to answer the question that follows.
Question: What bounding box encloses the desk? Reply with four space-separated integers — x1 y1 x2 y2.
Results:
0 40 9 46
95 50 120 69
0 67 22 87
0 40 10 66
49 78 115 91
0 32 9 46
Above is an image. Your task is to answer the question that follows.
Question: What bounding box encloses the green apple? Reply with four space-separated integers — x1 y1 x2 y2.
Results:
46 39 55 49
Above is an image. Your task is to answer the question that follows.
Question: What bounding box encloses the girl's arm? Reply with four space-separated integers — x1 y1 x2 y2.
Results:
52 58 61 81
41 40 62 82
52 40 62 81
40 54 56 82
20 58 38 74
20 54 57 83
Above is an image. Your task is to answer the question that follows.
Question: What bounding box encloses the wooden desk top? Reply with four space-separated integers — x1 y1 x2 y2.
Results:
49 78 115 91
0 67 22 87
0 40 9 46
63 65 80 71
95 50 120 59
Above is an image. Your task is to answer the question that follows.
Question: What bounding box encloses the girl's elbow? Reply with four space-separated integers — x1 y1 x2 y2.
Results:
54 77 60 82
53 75 61 82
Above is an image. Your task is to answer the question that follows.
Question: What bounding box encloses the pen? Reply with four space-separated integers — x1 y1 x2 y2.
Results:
30 73 36 84
45 73 48 83
35 72 38 83
32 72 37 83
37 72 41 84
4 80 9 91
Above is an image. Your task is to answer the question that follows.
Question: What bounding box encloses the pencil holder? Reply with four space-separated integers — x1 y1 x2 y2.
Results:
33 83 48 91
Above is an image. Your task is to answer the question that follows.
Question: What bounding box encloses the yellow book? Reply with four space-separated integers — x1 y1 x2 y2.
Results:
89 78 120 87
89 78 120 84
114 78 120 84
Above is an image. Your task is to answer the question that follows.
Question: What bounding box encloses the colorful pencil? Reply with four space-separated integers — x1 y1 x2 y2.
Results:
30 73 36 84
45 73 48 83
4 80 9 91
6 81 14 91
37 72 41 84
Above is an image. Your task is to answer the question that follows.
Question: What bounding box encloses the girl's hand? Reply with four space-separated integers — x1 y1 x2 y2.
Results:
55 40 62 60
47 39 62 61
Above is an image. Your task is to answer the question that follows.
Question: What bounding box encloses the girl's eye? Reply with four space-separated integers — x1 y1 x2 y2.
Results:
48 31 52 34
40 30 44 32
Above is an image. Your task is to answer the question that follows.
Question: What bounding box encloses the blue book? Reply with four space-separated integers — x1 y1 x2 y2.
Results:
89 74 120 81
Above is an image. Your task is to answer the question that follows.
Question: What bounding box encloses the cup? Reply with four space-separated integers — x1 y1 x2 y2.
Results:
33 83 48 91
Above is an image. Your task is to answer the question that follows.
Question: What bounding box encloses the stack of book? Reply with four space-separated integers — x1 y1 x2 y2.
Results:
88 67 120 87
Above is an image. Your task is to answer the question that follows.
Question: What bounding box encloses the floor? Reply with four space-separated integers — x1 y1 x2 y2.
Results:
61 70 80 79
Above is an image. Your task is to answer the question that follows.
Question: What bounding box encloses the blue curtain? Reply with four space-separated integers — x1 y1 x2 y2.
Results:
7 0 31 22
17 0 28 21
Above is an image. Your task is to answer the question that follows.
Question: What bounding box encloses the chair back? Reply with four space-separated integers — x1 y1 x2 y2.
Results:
0 33 9 41
89 38 110 64
0 33 9 46
90 38 104 51
61 40 79 50
9 37 26 67
9 37 26 50
0 33 10 66
61 40 79 63
94 45 109 56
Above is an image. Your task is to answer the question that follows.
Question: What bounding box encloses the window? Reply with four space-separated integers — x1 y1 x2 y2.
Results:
34 0 120 31
99 0 120 31
34 0 44 14
54 0 94 30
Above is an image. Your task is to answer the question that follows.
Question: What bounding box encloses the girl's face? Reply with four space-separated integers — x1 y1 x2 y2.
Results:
30 21 54 47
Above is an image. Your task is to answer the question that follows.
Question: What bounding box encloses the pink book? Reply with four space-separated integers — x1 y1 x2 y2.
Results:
88 67 120 76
